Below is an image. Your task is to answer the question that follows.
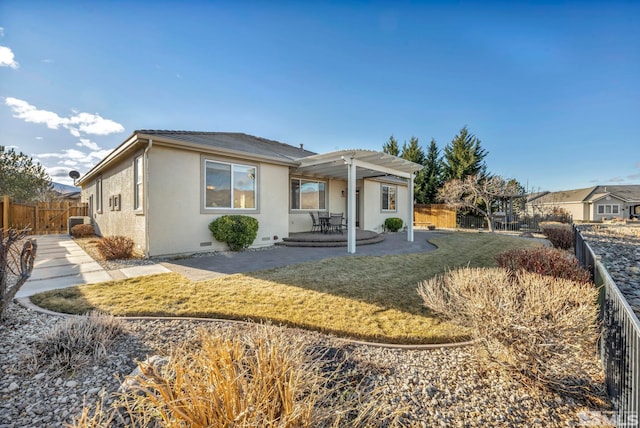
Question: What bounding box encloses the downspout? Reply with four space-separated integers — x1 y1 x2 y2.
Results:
144 139 152 258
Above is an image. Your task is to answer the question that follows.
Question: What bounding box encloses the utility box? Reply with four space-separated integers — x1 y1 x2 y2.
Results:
68 216 91 235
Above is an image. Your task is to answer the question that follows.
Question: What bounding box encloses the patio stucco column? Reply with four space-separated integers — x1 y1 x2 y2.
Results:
347 157 357 253
407 172 414 242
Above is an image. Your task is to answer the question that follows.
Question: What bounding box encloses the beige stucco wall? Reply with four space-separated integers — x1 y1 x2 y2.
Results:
362 179 409 232
145 146 290 257
81 151 147 253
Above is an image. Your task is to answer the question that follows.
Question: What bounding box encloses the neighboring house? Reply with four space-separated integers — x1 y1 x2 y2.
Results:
526 185 640 222
77 130 423 257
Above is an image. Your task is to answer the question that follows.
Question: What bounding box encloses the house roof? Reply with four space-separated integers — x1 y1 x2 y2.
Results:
532 185 640 204
78 131 423 186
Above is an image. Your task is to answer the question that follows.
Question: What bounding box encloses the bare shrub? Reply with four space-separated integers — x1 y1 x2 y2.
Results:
417 267 602 401
35 311 124 372
71 224 95 238
96 235 134 260
496 247 591 283
1 228 37 319
540 222 574 250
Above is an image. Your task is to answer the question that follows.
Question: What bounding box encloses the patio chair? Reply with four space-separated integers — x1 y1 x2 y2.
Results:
309 211 322 233
328 213 345 234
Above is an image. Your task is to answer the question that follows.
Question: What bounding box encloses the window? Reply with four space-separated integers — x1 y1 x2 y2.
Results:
134 155 143 211
381 184 396 211
290 178 326 210
204 160 256 209
597 204 620 215
95 177 103 213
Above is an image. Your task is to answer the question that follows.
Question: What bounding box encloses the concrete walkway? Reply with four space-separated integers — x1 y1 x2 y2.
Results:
16 235 169 298
161 230 440 281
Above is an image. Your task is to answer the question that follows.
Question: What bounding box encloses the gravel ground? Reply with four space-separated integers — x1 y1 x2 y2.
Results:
1 302 611 427
0 231 624 427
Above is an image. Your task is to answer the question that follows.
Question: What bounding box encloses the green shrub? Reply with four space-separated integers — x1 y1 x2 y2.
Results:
35 311 123 371
418 267 601 401
384 217 403 232
71 223 95 238
540 222 574 250
209 215 259 251
96 235 134 260
495 247 591 283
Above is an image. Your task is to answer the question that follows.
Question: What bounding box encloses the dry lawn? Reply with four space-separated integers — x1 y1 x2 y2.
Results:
32 232 541 344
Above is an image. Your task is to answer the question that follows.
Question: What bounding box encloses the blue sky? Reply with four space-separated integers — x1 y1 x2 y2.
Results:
1 1 638 191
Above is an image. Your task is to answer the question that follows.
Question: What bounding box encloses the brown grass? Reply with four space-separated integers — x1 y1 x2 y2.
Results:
34 232 541 344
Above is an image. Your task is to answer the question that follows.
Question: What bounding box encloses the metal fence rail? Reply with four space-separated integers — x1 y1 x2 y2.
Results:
456 214 542 232
575 226 640 426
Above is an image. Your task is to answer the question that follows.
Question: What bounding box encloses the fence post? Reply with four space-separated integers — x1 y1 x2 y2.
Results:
2 195 9 234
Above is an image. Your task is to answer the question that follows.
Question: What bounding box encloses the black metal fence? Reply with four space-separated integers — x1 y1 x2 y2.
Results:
575 226 640 426
456 214 543 232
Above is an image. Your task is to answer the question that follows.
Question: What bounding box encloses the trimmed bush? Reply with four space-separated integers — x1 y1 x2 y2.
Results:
35 311 123 371
540 222 574 250
418 267 601 401
96 235 134 260
209 215 259 251
495 247 591 284
384 217 403 232
71 223 95 238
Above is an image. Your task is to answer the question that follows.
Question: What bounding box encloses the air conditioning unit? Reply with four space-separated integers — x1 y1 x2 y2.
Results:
68 216 92 235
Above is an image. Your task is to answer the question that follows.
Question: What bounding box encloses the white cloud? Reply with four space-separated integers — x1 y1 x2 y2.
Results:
0 27 4 37
5 97 125 137
41 58 54 64
35 136 43 140
0 46 19 69
77 138 100 151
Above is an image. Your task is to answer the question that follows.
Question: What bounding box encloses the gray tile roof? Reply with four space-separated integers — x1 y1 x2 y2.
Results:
136 130 316 162
535 185 640 203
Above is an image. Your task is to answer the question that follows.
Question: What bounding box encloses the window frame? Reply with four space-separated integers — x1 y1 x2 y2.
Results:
201 157 259 213
95 177 103 214
381 184 397 212
289 178 327 211
597 203 620 215
134 155 144 212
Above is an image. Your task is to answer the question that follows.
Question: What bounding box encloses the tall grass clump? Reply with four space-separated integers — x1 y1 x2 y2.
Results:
35 311 123 372
96 235 134 260
540 222 574 250
417 267 602 402
109 325 389 427
495 247 591 283
71 224 95 238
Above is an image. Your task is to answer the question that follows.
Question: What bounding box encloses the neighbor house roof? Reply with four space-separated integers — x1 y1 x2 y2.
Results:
530 185 640 204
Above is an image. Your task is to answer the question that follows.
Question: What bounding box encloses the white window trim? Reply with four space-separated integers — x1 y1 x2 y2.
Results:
597 204 620 215
95 177 103 214
381 184 397 212
202 158 259 212
134 155 143 212
290 178 327 211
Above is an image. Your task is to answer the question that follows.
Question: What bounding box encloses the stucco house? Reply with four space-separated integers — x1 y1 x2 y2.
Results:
526 185 640 222
77 130 423 257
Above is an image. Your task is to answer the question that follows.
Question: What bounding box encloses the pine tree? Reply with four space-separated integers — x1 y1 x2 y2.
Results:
442 126 488 181
400 137 428 204
422 139 443 203
0 146 52 202
382 135 399 156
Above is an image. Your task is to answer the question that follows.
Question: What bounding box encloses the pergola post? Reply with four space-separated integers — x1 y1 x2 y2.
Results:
347 157 357 253
407 172 414 242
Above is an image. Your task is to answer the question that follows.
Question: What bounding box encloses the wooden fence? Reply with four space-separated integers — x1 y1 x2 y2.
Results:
1 195 88 235
413 204 456 228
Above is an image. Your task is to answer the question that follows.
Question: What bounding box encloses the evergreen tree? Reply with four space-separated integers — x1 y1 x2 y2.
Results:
422 139 443 203
382 135 399 156
442 126 488 181
400 136 428 204
0 146 52 202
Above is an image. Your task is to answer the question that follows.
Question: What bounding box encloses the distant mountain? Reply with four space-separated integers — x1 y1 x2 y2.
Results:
52 182 81 196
